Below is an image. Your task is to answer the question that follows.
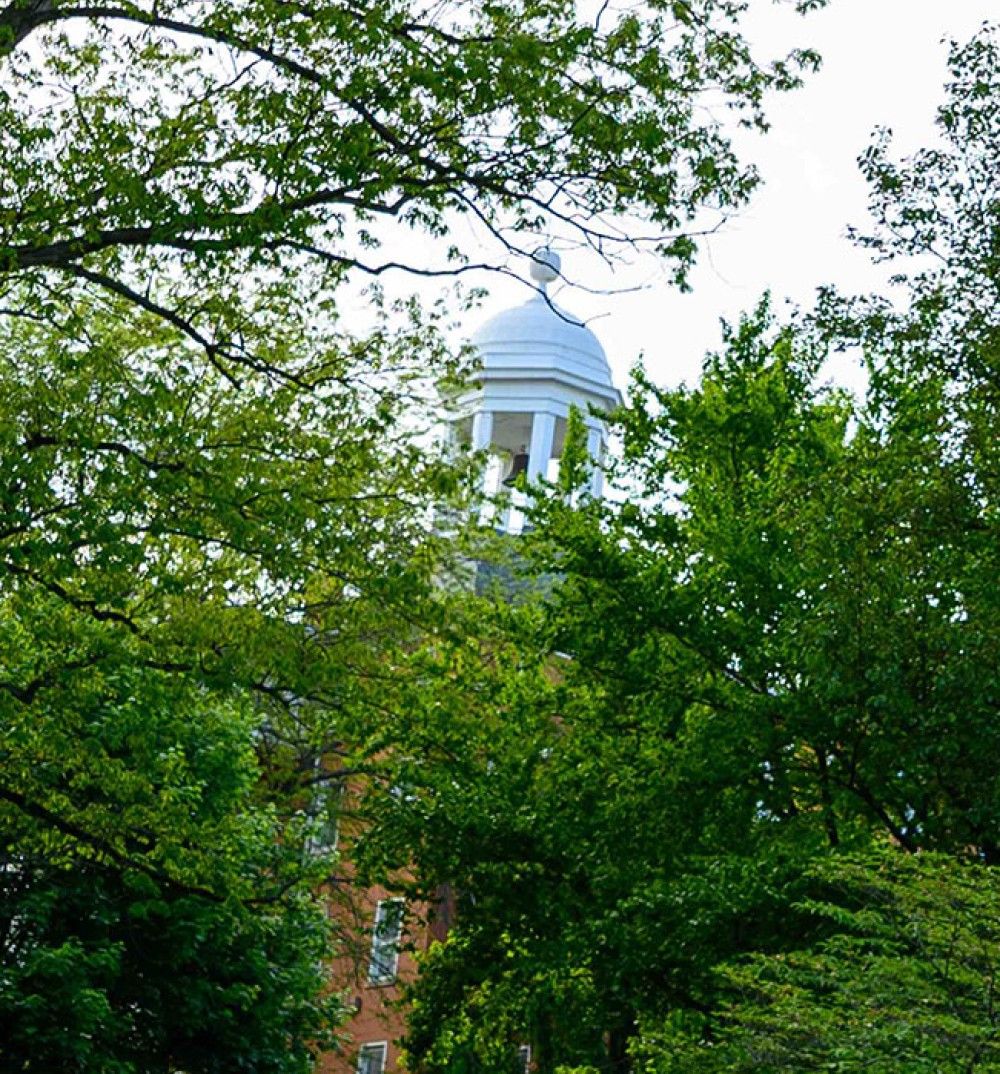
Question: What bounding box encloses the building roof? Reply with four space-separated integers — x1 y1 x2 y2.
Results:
467 251 621 412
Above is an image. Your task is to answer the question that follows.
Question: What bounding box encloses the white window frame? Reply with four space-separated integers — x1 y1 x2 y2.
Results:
367 898 404 985
356 1041 388 1074
518 1044 532 1073
305 774 343 856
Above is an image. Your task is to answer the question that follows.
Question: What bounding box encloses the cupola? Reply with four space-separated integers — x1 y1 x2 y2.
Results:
452 249 621 532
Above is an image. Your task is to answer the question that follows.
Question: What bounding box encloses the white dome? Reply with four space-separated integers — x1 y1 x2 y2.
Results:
470 292 619 409
453 258 619 525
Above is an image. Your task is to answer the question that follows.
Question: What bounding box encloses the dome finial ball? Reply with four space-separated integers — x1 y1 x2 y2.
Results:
529 246 561 289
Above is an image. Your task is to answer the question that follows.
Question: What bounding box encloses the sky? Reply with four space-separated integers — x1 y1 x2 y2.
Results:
461 0 995 396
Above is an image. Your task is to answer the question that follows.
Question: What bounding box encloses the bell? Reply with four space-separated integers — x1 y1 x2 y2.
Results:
502 451 529 487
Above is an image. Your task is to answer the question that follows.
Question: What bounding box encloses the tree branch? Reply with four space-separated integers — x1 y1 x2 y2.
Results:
0 780 226 902
0 0 56 55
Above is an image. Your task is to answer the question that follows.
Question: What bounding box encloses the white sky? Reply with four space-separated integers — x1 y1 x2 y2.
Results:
462 0 996 396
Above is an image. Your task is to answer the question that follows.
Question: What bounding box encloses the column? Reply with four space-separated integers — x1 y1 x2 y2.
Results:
587 425 604 499
470 409 495 524
527 411 557 483
471 409 494 453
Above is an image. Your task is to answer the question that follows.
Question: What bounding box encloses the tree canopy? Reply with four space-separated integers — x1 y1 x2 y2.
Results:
639 851 1000 1073
0 1 833 1070
1 0 823 322
354 22 1000 1074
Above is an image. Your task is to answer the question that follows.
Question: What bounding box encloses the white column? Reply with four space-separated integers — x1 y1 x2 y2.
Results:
471 409 493 453
470 410 496 524
527 411 557 483
441 419 461 461
587 425 604 499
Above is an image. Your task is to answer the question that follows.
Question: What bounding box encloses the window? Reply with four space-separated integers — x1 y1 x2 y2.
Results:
357 1042 387 1074
367 899 404 984
518 1045 532 1074
305 779 343 856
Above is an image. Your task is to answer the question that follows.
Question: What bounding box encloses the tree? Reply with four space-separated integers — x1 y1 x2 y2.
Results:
0 0 824 346
0 0 830 1068
0 661 340 1073
359 308 858 1074
636 850 1000 1073
352 22 1000 1074
0 184 466 1073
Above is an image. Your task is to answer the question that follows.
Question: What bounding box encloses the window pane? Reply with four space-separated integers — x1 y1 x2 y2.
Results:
306 782 342 855
357 1043 386 1074
368 899 404 983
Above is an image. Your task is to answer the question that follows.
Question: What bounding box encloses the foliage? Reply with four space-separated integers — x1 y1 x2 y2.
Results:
1 676 339 1072
0 612 342 1072
0 0 834 1067
637 850 1000 1073
0 0 824 323
0 33 458 1074
355 23 1000 1074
